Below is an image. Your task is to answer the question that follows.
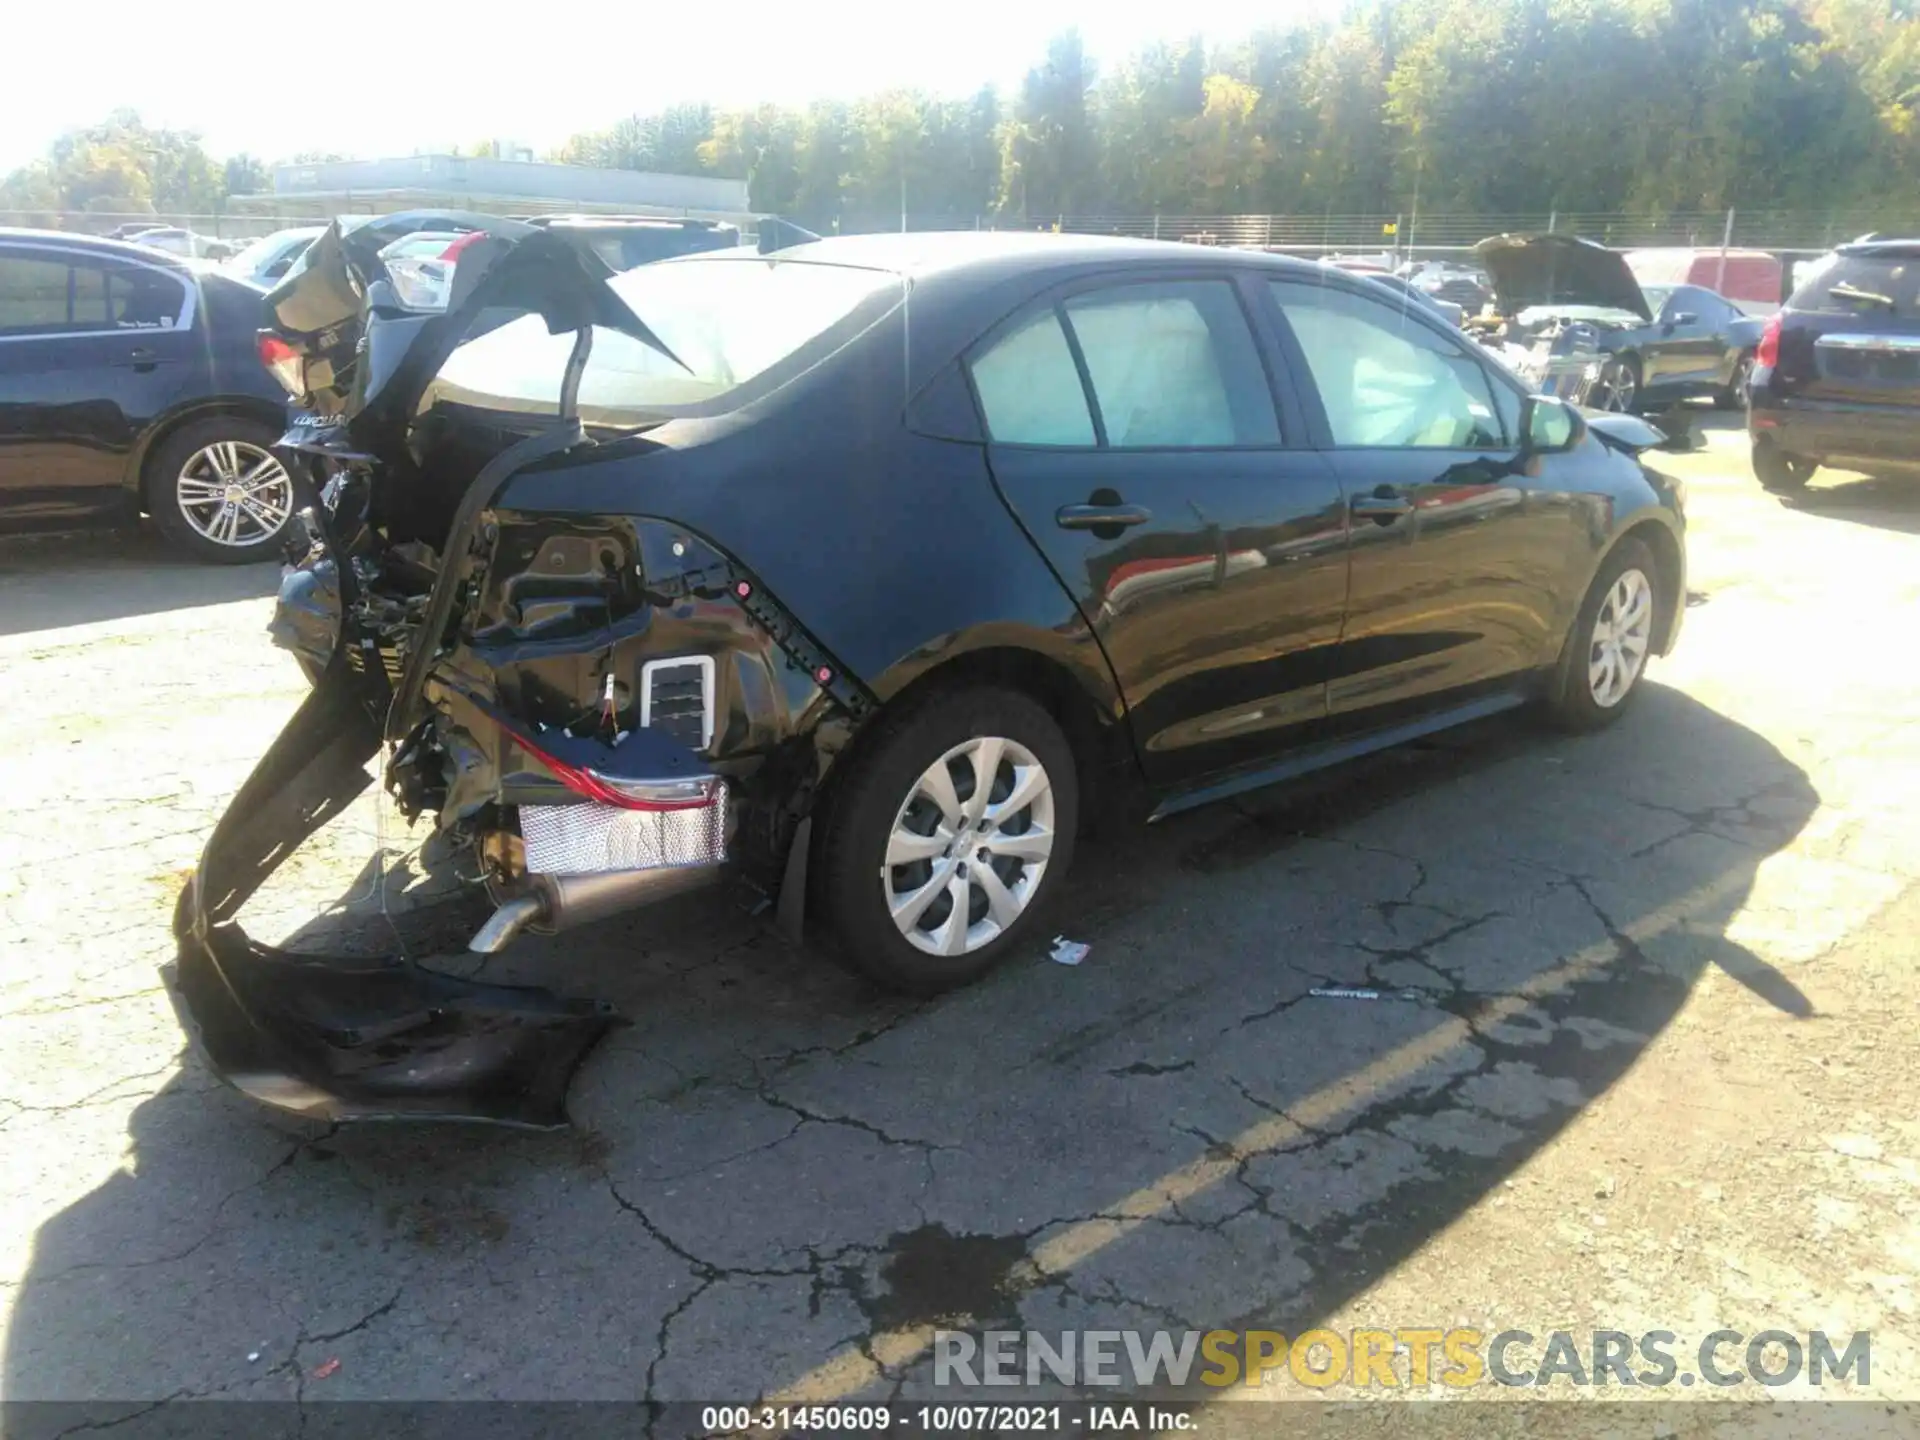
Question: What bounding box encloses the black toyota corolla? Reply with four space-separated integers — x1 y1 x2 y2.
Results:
170 216 1686 1126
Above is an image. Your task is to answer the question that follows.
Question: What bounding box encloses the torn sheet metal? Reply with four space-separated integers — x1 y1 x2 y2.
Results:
167 668 621 1127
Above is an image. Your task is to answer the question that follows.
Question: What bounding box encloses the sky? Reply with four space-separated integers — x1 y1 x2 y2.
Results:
0 0 1343 175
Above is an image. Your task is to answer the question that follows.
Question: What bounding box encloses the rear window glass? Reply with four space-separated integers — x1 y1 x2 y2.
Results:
426 257 903 421
1789 252 1920 315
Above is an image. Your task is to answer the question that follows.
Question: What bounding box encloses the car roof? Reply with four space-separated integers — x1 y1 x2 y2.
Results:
530 214 735 231
678 229 1321 283
0 226 196 269
1836 239 1920 259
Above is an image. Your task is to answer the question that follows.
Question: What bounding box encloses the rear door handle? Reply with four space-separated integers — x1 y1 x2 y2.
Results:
1056 503 1151 530
120 346 159 372
1350 492 1414 523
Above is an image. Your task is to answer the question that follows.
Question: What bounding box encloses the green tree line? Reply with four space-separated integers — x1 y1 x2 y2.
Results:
8 0 1920 228
562 0 1920 226
0 110 276 221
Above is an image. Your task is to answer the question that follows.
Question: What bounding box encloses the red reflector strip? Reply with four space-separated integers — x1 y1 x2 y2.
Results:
507 724 718 812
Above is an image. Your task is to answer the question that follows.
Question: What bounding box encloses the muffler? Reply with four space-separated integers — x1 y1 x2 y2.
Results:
469 862 724 953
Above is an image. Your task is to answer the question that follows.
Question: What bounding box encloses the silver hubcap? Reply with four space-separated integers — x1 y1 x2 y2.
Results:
1598 362 1636 412
883 735 1055 957
1588 568 1653 708
176 440 292 548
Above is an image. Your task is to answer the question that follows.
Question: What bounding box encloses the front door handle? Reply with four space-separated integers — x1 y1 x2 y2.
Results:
1057 503 1151 530
1350 490 1414 524
121 347 159 373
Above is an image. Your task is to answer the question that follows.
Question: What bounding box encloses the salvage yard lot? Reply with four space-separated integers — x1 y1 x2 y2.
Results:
3 415 1919 1412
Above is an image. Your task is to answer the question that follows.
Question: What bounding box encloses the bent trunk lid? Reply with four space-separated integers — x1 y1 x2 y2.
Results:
262 210 679 462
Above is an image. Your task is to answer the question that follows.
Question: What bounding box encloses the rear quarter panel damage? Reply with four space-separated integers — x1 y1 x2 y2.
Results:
488 330 1133 802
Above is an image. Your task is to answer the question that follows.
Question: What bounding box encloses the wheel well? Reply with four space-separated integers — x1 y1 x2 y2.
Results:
132 399 288 509
836 647 1139 832
1619 518 1682 652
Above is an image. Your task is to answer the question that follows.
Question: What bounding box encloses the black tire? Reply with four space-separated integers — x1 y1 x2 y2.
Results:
1752 440 1815 493
1547 537 1662 732
1592 355 1642 413
814 686 1079 995
146 415 301 564
1716 350 1755 410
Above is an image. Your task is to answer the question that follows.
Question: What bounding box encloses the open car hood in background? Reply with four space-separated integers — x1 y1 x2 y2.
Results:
1474 233 1653 323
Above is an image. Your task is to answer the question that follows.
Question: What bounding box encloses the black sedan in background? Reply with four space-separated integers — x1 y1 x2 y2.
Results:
174 222 1687 1125
1475 233 1765 412
0 229 293 561
1748 238 1920 492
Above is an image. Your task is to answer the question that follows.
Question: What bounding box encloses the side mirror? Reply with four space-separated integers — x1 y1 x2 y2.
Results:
1522 394 1582 453
1666 310 1697 327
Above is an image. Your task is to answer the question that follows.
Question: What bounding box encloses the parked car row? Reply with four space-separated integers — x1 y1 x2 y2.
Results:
0 215 1897 571
104 222 238 261
220 215 742 288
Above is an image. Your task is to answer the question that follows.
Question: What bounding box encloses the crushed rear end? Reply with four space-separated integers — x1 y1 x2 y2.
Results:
169 215 858 1126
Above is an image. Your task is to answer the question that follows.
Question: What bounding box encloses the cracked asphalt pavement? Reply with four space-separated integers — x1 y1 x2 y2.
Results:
4 414 1920 1420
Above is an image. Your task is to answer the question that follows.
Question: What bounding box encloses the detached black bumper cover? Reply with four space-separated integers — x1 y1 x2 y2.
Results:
168 669 621 1127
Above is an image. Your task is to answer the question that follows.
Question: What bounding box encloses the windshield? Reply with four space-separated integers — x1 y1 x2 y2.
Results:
1640 284 1674 313
427 256 906 421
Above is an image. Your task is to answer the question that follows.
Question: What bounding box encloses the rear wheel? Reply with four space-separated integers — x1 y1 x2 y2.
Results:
1752 440 1815 493
1548 538 1661 731
815 686 1078 995
147 415 299 564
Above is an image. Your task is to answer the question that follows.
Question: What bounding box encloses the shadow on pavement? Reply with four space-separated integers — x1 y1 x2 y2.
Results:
0 527 279 639
4 684 1819 1411
1784 473 1920 536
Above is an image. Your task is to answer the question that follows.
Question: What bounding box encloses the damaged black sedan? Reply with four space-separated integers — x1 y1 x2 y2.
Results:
170 217 1686 1126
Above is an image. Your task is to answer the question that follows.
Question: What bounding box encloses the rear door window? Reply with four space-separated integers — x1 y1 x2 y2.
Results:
969 279 1280 448
0 249 188 336
0 252 79 334
1789 253 1920 317
1062 282 1279 447
970 310 1097 446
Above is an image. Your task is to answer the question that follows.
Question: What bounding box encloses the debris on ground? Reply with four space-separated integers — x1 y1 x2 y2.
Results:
1049 936 1091 966
311 1358 341 1380
1308 985 1420 1001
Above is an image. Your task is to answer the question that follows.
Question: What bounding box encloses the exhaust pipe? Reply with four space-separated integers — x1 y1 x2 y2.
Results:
468 863 723 953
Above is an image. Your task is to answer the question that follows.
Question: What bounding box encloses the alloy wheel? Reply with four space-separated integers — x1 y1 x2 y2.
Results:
175 440 294 549
1587 567 1654 708
882 735 1056 957
1595 360 1637 413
